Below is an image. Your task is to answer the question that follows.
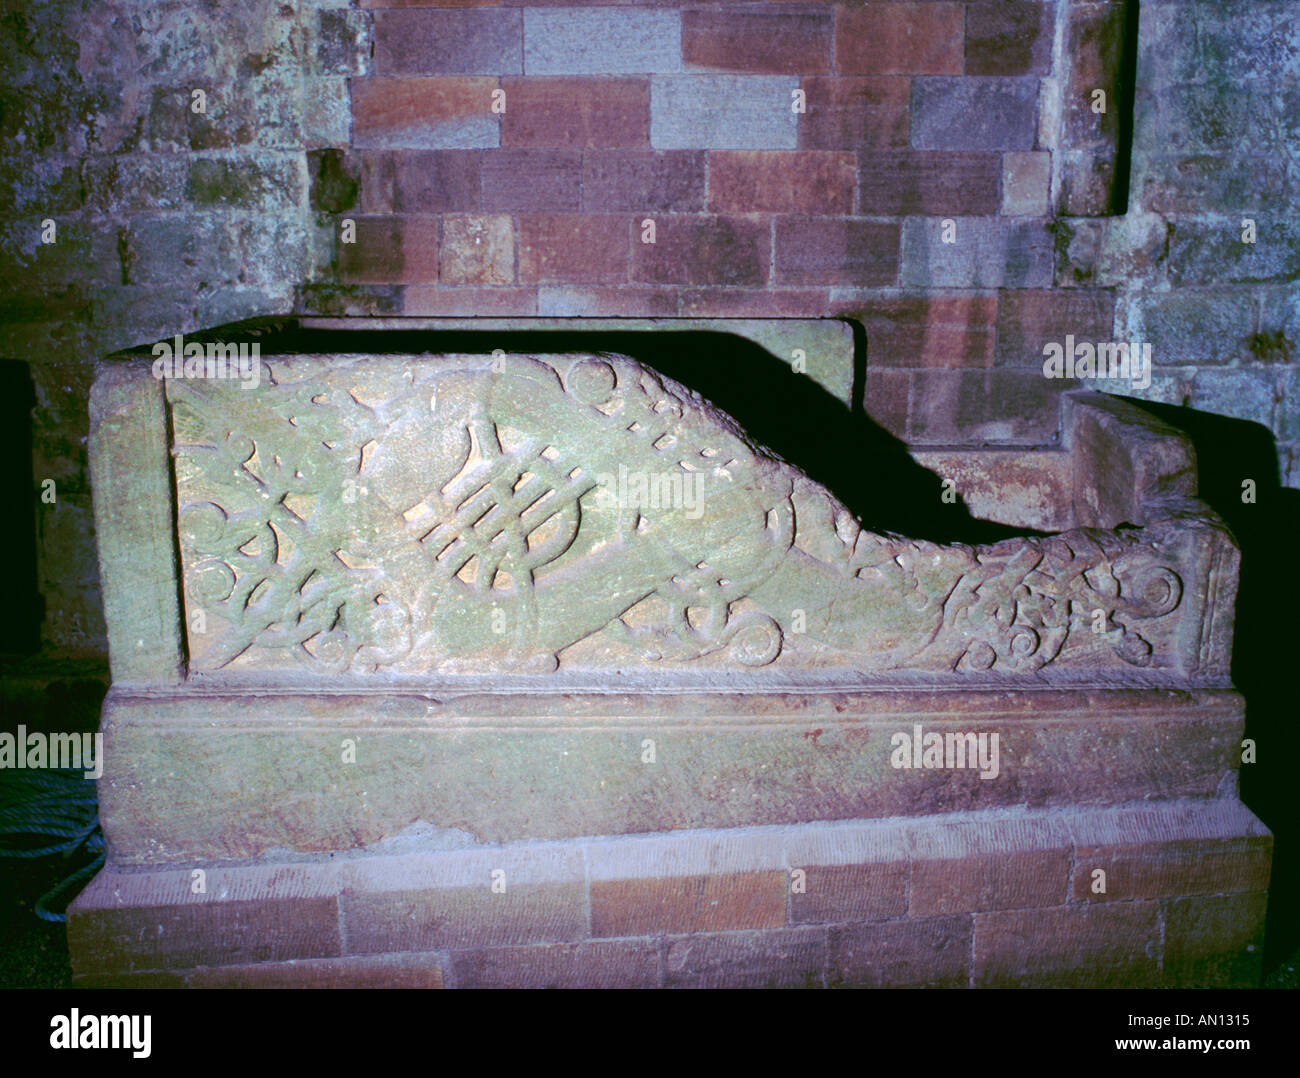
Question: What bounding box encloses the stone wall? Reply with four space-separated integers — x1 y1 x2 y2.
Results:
0 0 1297 654
1 0 333 652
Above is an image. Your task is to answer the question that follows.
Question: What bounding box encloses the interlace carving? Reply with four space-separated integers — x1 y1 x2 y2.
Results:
166 354 1187 677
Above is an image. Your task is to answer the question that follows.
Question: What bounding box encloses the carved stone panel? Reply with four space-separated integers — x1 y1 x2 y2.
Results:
164 352 1210 681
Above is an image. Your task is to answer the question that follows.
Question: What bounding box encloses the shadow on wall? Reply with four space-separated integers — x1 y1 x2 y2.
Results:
239 324 1032 546
1124 397 1300 978
0 360 40 654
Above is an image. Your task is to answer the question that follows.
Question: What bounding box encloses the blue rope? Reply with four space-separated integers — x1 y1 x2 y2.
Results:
0 767 105 922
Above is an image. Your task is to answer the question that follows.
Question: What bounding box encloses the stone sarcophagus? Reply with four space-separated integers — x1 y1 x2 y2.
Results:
71 335 1270 988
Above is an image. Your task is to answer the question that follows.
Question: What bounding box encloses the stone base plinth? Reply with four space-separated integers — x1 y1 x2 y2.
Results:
75 683 1269 987
96 686 1247 863
69 798 1270 988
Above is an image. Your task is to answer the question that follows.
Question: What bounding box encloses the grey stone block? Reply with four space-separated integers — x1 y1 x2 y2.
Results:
910 77 1039 151
1128 290 1258 365
1259 286 1300 362
302 78 351 149
1197 0 1300 83
651 75 798 149
1147 84 1253 154
1137 1 1199 89
314 8 371 77
525 9 681 75
1168 216 1300 286
1191 369 1277 428
901 218 1053 288
197 288 286 330
122 214 237 286
1137 153 1290 215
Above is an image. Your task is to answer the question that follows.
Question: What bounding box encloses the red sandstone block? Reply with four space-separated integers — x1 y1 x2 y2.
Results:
518 213 630 284
664 927 829 988
438 213 514 284
403 286 539 315
339 847 588 952
631 214 770 286
586 829 791 940
1063 1 1128 145
829 292 998 368
773 217 899 286
863 368 910 436
373 9 523 77
582 150 706 212
707 150 855 214
784 823 910 927
908 817 1071 916
1162 893 1266 988
537 286 679 316
829 915 971 988
359 151 483 214
996 289 1117 367
590 871 788 937
798 76 911 150
683 10 832 75
394 150 483 212
974 902 1162 988
338 215 440 284
789 863 908 926
188 953 448 988
351 77 500 149
452 940 660 988
359 152 398 213
905 369 1061 444
501 78 650 148
857 152 1001 215
68 895 342 975
481 149 582 210
1072 837 1272 903
679 288 826 317
965 1 1054 77
1067 802 1273 903
835 3 964 75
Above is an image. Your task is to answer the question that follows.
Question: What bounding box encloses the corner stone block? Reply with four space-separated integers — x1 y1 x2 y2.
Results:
68 863 342 976
1162 893 1267 988
87 363 184 684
